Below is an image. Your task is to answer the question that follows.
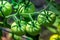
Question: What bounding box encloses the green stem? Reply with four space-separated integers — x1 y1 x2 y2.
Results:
29 14 34 22
12 33 16 40
5 13 17 18
11 0 17 5
26 0 30 5
28 14 35 27
25 0 30 8
12 16 21 27
3 18 11 28
16 3 21 18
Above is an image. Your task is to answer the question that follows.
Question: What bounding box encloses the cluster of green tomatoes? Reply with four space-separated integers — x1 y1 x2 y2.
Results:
0 0 56 38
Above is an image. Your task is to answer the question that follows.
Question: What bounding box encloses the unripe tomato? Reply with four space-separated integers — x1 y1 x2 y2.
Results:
26 21 41 36
37 10 56 26
49 34 60 40
11 21 26 36
18 2 35 18
0 1 12 17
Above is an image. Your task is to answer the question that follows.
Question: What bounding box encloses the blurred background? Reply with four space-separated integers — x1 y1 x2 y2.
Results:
0 0 60 40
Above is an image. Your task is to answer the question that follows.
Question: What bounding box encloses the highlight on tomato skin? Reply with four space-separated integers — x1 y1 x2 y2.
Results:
0 1 12 17
49 34 60 40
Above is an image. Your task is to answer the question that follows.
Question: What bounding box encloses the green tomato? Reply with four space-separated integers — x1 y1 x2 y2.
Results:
0 1 12 17
11 21 26 36
26 21 41 36
37 10 56 26
18 2 35 18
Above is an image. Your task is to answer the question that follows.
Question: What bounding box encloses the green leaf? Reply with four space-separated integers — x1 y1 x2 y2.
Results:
46 26 57 33
48 4 60 16
53 17 60 27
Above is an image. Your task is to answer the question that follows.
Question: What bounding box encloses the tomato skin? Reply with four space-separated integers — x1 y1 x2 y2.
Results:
26 21 41 36
18 2 35 18
11 21 26 36
49 34 60 40
0 1 12 17
37 11 56 26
